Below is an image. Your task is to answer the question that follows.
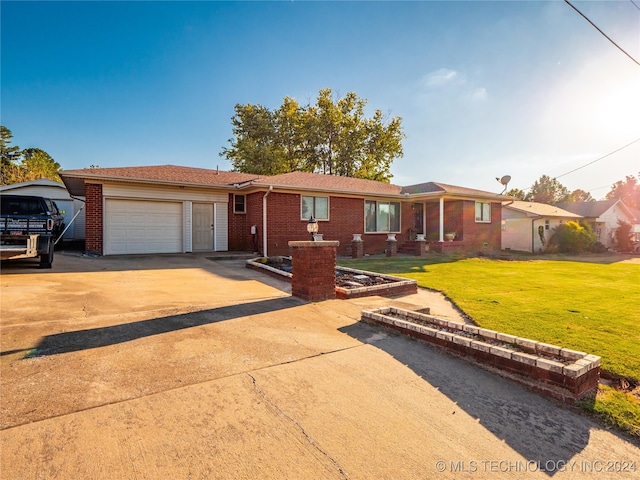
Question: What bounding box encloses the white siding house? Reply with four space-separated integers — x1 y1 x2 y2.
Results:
502 201 582 253
557 199 637 249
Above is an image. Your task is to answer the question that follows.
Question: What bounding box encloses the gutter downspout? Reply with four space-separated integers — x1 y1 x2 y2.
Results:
262 186 273 256
439 197 444 242
54 195 86 245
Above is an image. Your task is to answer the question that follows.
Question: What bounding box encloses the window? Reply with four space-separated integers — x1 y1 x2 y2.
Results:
301 196 329 220
475 202 491 223
234 194 246 214
365 200 400 233
545 219 550 230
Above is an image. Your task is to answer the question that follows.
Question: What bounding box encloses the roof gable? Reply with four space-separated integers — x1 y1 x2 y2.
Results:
0 178 65 191
556 199 619 218
401 181 508 201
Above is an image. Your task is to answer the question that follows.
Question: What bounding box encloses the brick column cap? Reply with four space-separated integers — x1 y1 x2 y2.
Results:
289 240 340 247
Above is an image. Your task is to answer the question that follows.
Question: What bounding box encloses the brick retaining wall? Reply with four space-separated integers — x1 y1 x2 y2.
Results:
362 307 601 403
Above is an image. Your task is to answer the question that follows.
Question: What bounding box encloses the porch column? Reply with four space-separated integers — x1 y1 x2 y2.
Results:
439 197 444 242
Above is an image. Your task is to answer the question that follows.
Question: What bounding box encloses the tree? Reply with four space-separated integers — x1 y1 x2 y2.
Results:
20 148 61 182
220 88 405 182
614 219 633 252
566 189 594 203
505 188 526 200
1 126 23 184
606 174 640 210
0 126 61 185
525 175 569 205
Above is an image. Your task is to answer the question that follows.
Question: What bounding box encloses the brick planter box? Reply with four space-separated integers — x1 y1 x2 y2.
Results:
361 307 601 403
334 266 417 299
245 259 417 299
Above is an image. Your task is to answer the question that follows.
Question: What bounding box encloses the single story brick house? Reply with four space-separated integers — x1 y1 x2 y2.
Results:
59 165 509 257
501 201 582 253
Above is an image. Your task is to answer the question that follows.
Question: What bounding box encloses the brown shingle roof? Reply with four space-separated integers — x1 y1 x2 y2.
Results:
60 165 261 185
401 181 508 200
60 164 509 201
254 171 403 195
556 199 619 218
506 201 582 218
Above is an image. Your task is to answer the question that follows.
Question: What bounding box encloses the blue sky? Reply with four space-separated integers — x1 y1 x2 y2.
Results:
2 1 639 197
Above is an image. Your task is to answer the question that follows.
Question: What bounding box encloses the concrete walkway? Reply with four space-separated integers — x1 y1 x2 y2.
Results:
1 253 638 479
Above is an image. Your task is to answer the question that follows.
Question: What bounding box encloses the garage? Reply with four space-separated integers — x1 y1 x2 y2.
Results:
105 199 183 255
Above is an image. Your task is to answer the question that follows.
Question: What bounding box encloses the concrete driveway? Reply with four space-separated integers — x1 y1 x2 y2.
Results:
1 252 638 479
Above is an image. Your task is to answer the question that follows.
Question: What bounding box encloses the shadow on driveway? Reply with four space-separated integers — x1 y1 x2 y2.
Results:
18 297 302 357
339 321 638 476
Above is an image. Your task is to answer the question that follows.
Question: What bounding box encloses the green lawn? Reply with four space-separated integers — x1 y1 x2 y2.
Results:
338 254 640 436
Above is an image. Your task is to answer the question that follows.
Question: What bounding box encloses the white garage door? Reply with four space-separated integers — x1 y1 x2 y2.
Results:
105 199 183 255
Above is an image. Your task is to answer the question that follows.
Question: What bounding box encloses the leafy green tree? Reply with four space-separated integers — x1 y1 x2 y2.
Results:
606 174 639 210
525 175 570 205
221 88 405 182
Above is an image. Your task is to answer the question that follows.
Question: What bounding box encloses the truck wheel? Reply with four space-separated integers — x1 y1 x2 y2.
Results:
39 242 54 269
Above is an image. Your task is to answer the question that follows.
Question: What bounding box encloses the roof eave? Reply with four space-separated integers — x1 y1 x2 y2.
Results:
59 171 242 193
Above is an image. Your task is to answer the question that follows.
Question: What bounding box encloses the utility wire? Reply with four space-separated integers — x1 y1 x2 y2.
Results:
555 137 640 179
564 0 640 67
630 0 640 12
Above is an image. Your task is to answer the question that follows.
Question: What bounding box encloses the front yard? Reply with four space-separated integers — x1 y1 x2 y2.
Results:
338 253 640 438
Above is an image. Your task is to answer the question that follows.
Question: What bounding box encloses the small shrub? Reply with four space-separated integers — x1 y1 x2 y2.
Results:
547 221 596 254
591 241 608 253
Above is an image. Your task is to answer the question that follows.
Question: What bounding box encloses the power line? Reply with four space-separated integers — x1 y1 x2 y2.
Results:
555 137 640 179
631 1 640 12
564 0 640 67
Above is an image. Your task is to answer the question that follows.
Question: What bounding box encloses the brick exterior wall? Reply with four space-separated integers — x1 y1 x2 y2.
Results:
85 183 103 254
424 200 501 254
227 193 247 252
226 192 502 257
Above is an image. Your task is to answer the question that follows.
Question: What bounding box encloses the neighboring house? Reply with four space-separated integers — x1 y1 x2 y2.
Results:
501 201 582 253
59 165 509 257
0 178 86 240
556 199 637 250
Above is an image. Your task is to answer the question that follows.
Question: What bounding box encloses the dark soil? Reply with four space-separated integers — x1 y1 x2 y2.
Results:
263 256 395 289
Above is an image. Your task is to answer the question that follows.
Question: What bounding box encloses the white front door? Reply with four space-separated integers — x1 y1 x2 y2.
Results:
193 203 214 251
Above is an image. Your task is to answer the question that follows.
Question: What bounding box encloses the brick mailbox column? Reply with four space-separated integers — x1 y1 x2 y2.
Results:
289 240 339 302
352 234 364 259
386 234 397 257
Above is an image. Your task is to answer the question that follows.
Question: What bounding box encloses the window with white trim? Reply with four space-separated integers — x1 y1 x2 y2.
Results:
234 194 246 214
365 200 401 233
475 202 491 223
301 196 329 220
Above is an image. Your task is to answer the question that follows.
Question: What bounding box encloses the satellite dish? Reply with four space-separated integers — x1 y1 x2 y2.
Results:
496 175 511 194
